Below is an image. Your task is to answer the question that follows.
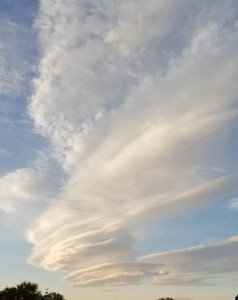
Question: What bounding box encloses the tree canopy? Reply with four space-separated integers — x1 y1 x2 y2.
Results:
0 282 65 300
157 298 175 300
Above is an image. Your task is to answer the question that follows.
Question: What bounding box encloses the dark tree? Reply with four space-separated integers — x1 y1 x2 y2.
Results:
0 282 65 300
43 292 65 300
0 287 18 300
157 298 175 300
16 282 42 300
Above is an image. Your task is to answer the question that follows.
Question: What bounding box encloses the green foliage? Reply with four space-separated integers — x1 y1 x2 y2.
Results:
0 282 65 300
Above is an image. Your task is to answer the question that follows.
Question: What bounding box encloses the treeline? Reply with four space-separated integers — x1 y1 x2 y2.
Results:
0 282 65 300
0 281 178 300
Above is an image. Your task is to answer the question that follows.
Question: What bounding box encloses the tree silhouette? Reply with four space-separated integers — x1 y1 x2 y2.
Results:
157 298 175 300
0 287 18 300
0 282 65 300
43 292 65 300
16 282 42 300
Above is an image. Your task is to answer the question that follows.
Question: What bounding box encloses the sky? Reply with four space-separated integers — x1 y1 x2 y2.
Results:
0 0 238 300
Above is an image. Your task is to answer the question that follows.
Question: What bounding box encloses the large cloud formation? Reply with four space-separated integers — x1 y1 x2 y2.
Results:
23 0 238 287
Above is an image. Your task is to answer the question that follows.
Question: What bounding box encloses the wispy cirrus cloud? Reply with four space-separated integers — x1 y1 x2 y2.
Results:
0 148 11 157
0 16 36 95
0 1 41 182
229 198 238 211
9 0 237 287
0 168 51 213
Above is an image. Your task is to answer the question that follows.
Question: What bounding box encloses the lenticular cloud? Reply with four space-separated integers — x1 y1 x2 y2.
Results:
27 0 238 287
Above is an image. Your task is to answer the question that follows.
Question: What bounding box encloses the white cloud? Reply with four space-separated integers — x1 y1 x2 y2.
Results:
63 235 238 286
28 234 238 287
140 236 238 286
229 198 238 211
0 168 51 213
25 0 238 287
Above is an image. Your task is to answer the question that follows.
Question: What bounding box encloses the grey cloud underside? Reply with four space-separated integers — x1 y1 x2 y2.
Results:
24 0 238 287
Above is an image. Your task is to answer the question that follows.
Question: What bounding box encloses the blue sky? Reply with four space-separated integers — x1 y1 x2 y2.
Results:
0 1 238 300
